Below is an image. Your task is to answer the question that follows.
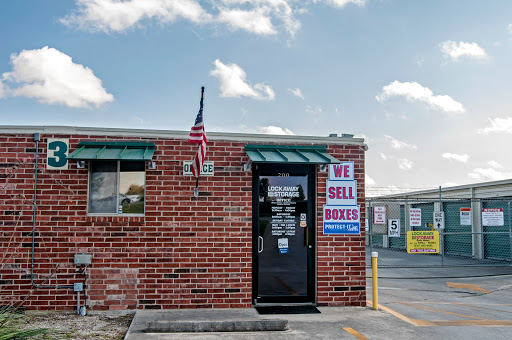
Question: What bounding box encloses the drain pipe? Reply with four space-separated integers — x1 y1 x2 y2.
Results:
30 132 40 288
30 133 73 290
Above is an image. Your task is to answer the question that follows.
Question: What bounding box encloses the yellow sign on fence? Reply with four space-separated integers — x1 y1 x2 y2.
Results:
406 231 439 254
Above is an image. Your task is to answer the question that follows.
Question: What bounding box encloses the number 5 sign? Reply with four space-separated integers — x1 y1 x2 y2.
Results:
388 219 400 238
47 139 69 169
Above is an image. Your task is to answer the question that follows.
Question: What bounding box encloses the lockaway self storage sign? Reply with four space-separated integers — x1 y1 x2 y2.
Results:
323 163 361 235
407 231 439 253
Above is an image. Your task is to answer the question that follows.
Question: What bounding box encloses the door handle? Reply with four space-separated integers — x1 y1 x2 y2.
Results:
258 236 264 253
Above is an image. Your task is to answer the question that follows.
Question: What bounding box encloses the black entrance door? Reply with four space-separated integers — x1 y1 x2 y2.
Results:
252 163 315 304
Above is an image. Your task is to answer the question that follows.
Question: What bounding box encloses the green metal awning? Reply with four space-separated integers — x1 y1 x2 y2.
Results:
245 145 340 164
67 141 155 161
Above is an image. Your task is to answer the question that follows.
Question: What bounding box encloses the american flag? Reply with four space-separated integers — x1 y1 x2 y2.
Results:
189 87 206 178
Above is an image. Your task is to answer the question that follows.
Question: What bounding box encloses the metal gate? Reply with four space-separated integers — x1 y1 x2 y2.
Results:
366 198 512 267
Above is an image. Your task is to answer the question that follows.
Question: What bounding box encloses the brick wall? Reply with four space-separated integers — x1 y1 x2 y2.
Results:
0 131 365 311
316 145 366 306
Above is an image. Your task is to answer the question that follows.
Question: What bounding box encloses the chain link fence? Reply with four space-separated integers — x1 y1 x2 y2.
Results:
365 198 512 267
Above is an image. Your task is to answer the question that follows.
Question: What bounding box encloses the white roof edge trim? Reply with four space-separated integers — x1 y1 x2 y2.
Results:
0 125 365 146
372 178 512 199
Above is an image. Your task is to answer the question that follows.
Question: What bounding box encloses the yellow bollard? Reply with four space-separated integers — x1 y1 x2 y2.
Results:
371 252 378 310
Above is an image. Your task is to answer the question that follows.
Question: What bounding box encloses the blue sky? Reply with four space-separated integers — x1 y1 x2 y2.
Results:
1 0 512 195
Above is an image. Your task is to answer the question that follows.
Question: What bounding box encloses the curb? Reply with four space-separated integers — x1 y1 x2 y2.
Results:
145 319 288 333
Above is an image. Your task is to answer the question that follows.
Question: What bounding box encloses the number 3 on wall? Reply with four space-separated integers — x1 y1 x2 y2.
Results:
47 139 69 169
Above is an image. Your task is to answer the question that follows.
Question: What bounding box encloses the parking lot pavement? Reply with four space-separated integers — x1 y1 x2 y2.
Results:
127 265 512 340
367 266 512 339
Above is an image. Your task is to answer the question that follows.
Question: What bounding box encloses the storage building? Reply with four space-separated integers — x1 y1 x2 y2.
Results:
0 125 367 311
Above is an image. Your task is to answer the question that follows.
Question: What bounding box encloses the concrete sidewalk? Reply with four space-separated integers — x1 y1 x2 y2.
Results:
124 306 427 340
124 265 512 339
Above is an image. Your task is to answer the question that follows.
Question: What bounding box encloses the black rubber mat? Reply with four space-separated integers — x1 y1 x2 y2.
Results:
255 305 321 315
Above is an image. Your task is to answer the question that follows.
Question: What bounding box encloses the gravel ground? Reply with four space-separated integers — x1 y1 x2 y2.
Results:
18 311 134 339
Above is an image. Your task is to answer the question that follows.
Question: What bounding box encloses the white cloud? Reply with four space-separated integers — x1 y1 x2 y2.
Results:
61 0 300 37
217 7 277 36
384 135 417 150
478 117 512 134
259 125 294 135
326 0 367 8
61 0 364 37
0 80 5 99
383 111 409 121
440 40 488 61
305 105 323 123
61 0 212 32
210 59 275 100
217 1 301 37
1 46 113 108
306 105 322 115
380 152 387 160
376 81 465 113
442 152 469 163
288 88 304 100
398 158 413 170
487 160 503 169
365 174 376 185
132 116 144 125
468 168 511 182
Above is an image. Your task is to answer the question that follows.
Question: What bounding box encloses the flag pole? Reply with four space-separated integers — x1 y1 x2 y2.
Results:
193 87 205 198
194 176 199 197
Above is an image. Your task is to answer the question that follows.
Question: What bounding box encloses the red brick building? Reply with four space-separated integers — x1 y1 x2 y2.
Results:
0 126 366 311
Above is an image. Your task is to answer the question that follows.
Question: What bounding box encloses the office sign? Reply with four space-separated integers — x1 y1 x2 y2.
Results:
183 161 214 176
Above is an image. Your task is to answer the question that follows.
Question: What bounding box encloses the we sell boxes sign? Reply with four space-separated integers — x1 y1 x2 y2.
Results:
323 163 361 235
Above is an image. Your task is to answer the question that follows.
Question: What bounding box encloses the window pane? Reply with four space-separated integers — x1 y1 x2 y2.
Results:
119 162 145 214
89 161 117 214
120 161 145 172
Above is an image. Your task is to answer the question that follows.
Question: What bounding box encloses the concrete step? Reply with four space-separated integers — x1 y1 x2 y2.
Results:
145 319 288 333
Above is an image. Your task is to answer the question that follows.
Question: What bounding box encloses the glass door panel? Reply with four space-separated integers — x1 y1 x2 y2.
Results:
253 164 315 304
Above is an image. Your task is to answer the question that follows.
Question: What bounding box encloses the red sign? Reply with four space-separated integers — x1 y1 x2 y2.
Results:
326 180 357 206
374 206 386 224
482 208 504 226
328 162 354 181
